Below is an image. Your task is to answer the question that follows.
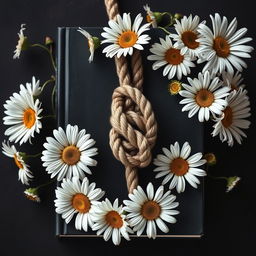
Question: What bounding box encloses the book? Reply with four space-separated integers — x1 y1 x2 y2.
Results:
56 27 204 238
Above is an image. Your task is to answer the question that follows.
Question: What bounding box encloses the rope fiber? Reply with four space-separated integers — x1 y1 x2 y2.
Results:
104 0 157 193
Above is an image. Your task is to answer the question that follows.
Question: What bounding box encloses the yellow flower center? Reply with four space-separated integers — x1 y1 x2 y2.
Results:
14 154 23 169
165 48 184 65
181 31 199 49
118 31 138 48
195 89 214 107
105 211 123 228
170 157 189 176
72 193 91 213
169 81 182 95
213 36 230 58
222 106 233 128
61 146 81 165
23 108 36 128
141 200 161 220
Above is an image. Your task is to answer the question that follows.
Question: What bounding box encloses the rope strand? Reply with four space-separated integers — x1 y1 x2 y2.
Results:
104 0 157 194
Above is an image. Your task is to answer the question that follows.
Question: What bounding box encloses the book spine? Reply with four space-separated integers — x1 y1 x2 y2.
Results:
55 27 67 236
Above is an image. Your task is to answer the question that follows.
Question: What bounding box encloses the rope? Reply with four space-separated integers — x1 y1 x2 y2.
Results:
104 0 157 194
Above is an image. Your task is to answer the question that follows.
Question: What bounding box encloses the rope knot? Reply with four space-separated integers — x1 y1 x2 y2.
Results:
109 85 157 192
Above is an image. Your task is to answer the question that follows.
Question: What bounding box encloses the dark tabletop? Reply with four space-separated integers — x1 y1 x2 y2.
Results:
0 0 255 255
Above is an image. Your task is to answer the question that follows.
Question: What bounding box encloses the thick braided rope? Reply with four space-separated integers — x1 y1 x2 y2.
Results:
104 0 157 193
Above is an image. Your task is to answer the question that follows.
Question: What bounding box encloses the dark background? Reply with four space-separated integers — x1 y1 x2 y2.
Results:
0 0 255 255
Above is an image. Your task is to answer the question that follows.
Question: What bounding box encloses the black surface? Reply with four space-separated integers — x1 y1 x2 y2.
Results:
0 0 255 255
57 27 204 236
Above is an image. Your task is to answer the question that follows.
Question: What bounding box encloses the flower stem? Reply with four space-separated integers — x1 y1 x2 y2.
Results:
207 174 228 181
25 153 42 158
42 114 56 119
30 43 56 71
40 78 55 93
158 26 171 35
36 179 56 190
51 84 56 115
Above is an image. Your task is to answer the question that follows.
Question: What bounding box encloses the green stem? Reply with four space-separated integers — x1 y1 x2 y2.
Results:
25 153 42 158
42 114 56 119
158 26 171 35
208 174 228 181
31 43 56 71
37 179 56 190
51 84 56 114
40 78 55 93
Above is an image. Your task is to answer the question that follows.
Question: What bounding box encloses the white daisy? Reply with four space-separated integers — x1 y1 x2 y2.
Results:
101 13 151 58
3 90 43 145
92 198 132 245
212 88 250 146
153 142 206 193
77 28 100 63
2 141 33 185
24 187 41 202
170 14 205 58
41 124 98 181
222 71 245 91
19 76 41 97
13 24 28 59
197 13 254 74
147 35 195 80
226 176 241 192
123 183 179 239
143 4 157 28
55 177 105 232
179 71 230 122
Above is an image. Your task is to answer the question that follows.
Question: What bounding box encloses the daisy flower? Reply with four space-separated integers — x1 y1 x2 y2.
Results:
41 124 98 181
19 76 41 97
3 90 43 145
170 14 205 58
55 177 105 232
222 71 245 91
147 35 195 80
92 198 132 245
168 80 182 95
101 13 151 58
143 4 158 28
13 24 28 59
179 71 230 122
153 142 206 193
226 176 241 192
77 27 100 63
24 187 41 202
123 183 179 239
2 141 33 185
197 13 253 74
212 88 250 146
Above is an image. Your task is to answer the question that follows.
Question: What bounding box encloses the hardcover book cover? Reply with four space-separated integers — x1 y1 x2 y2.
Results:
56 27 204 238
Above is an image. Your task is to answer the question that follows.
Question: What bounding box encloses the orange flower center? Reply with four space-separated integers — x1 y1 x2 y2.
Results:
222 106 233 128
61 146 81 165
14 154 23 169
181 31 199 49
23 108 36 128
195 89 214 107
146 14 153 23
141 200 161 220
170 157 189 176
72 193 91 213
213 36 230 58
165 48 184 65
105 211 123 228
118 31 138 48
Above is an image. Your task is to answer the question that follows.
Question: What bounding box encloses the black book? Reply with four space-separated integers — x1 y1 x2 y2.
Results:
56 27 204 238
